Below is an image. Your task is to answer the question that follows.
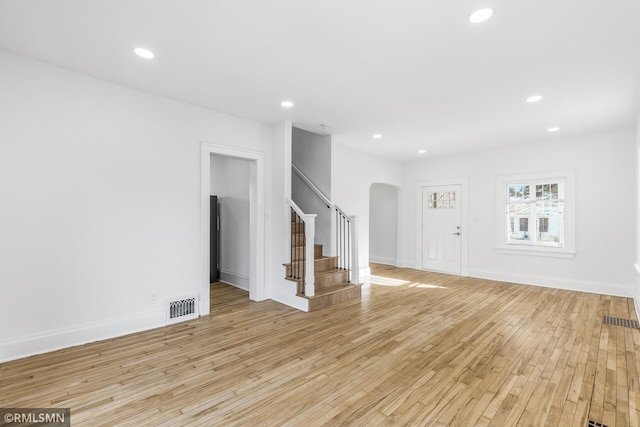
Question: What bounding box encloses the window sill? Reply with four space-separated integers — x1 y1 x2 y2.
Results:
496 246 576 259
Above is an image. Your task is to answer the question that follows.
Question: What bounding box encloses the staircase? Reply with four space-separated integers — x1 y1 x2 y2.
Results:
284 214 361 311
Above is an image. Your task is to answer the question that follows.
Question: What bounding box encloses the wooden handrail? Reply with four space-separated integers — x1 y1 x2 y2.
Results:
290 165 360 285
292 163 331 208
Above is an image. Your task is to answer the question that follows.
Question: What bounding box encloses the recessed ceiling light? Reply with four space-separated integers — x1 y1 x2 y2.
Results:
281 101 294 108
320 124 330 130
418 149 427 154
469 8 494 23
133 47 154 59
526 95 543 103
372 134 382 139
547 127 560 132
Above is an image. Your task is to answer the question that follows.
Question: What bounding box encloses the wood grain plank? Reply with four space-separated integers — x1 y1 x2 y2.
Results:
1 267 639 426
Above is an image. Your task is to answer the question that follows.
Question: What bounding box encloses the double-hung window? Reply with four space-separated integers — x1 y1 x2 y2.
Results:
506 182 564 247
497 171 575 257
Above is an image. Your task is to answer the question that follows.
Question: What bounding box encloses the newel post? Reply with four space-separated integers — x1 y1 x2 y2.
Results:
329 206 337 257
304 214 316 297
350 215 360 284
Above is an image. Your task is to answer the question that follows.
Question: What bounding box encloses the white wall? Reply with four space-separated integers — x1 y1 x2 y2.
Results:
369 184 399 265
0 50 279 361
331 141 404 278
635 115 640 320
291 128 333 251
402 130 637 297
291 172 333 250
268 121 308 311
210 156 250 290
292 127 331 197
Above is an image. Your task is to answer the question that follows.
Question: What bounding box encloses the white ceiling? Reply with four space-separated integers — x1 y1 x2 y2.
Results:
1 0 639 161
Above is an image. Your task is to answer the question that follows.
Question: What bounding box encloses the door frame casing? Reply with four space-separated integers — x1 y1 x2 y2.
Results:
415 177 469 276
201 142 265 316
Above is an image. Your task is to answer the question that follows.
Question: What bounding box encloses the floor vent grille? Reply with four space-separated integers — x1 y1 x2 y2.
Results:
166 294 198 324
602 316 640 329
588 420 608 427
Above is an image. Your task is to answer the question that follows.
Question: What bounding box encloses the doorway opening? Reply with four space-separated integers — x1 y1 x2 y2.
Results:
210 155 251 290
200 143 265 316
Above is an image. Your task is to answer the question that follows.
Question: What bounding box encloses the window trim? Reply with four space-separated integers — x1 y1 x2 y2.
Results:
495 170 576 258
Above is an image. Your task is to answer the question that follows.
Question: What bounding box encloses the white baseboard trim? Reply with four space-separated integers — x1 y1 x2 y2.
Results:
218 269 250 291
360 266 371 280
634 264 640 323
468 268 634 298
394 259 413 269
269 290 309 312
369 256 396 266
0 309 165 363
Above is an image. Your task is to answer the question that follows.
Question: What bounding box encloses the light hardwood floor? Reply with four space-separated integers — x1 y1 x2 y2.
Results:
2 264 640 426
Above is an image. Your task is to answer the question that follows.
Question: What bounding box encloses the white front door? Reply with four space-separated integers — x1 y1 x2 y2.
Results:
421 185 462 274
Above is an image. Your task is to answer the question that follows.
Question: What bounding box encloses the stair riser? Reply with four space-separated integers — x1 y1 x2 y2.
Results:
284 271 350 291
284 273 350 290
284 256 338 277
315 257 337 272
285 266 306 279
315 271 349 289
307 285 361 311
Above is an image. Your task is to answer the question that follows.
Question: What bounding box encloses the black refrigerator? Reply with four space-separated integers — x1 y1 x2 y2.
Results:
210 195 219 283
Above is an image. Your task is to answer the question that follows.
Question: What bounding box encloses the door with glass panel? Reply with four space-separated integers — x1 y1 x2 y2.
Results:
421 185 462 274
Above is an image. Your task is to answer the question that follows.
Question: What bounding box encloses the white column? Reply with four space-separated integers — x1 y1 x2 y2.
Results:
350 215 360 284
304 214 316 297
329 206 337 257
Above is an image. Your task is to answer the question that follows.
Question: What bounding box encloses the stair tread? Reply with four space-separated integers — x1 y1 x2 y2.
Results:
298 283 359 298
290 243 324 248
282 255 337 267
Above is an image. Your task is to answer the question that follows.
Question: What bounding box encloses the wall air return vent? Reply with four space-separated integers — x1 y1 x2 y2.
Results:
166 294 198 324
